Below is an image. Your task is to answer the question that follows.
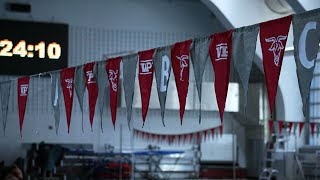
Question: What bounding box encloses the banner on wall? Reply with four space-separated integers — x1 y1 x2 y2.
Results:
293 10 320 117
260 15 292 117
171 40 192 125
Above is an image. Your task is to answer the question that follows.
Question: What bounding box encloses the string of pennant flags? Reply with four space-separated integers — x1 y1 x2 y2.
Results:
269 120 320 137
1 8 320 136
133 126 222 145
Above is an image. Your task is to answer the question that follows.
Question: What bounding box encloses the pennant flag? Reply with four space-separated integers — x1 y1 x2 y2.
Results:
154 46 172 126
141 132 145 139
209 30 233 123
123 54 138 129
61 67 76 133
293 122 298 134
293 10 320 117
196 132 201 143
178 134 181 144
204 130 208 141
74 65 86 132
17 77 30 135
211 128 215 139
260 15 292 117
84 62 99 130
152 134 155 142
278 121 284 134
0 81 11 134
219 126 223 136
184 134 188 144
189 133 193 144
157 134 160 142
288 122 293 134
190 37 211 123
50 71 61 134
268 120 273 134
232 25 259 111
299 122 304 136
106 57 122 129
138 49 155 127
310 122 316 137
171 40 192 125
95 61 108 132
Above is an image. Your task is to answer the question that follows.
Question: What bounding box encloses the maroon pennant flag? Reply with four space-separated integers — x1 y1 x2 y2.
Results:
211 128 215 139
288 122 293 134
138 49 155 127
184 134 188 144
141 132 145 140
196 132 201 143
310 123 316 137
157 134 160 142
146 133 150 141
278 121 284 134
189 133 194 143
260 15 292 117
269 120 273 134
61 67 76 133
106 57 122 129
219 126 223 137
151 134 155 142
299 122 304 136
18 77 30 135
209 30 233 123
171 40 192 125
178 135 181 144
162 135 166 142
84 62 98 130
204 130 208 141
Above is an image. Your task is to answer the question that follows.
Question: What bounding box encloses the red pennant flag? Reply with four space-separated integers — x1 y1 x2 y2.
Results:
84 62 98 130
138 49 155 127
209 30 233 123
151 134 155 141
178 135 181 144
17 77 30 135
184 134 188 144
278 121 284 134
310 123 316 137
204 130 208 141
211 128 215 139
106 57 122 129
146 133 150 141
141 132 145 140
171 40 192 125
61 67 76 133
260 16 292 117
288 122 293 134
268 120 273 134
189 133 193 143
219 126 223 137
162 135 166 141
196 132 201 143
299 122 304 136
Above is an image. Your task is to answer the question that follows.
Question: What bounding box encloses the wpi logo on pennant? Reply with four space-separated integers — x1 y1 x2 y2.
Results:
65 78 73 97
265 35 287 66
176 55 189 81
215 43 228 61
20 84 29 96
108 70 118 92
138 49 155 127
86 70 96 84
260 15 292 117
140 59 153 75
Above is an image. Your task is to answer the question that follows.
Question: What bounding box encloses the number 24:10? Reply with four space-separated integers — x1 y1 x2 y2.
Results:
0 39 61 59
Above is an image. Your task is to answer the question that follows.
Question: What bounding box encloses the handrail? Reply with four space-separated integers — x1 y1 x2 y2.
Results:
294 153 306 180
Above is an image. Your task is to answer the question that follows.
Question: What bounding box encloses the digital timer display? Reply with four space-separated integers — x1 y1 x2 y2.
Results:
0 19 68 75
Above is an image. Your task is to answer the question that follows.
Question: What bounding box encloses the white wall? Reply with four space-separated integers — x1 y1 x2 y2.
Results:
0 0 251 167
